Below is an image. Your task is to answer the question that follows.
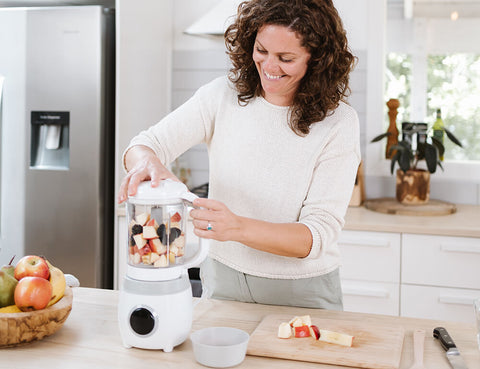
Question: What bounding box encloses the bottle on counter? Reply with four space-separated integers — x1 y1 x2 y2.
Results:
432 108 445 160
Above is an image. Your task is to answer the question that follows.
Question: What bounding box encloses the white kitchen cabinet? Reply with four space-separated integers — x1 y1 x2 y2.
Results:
339 229 480 323
402 233 480 290
342 279 400 316
401 284 479 324
338 230 401 316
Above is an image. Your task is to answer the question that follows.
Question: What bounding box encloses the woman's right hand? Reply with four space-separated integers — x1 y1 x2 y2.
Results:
117 145 180 203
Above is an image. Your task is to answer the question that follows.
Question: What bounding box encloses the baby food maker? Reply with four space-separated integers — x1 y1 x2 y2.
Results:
118 179 209 352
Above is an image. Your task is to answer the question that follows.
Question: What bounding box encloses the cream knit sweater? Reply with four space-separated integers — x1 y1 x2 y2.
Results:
125 76 361 279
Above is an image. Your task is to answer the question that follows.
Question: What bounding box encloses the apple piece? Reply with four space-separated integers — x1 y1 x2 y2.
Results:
145 218 159 229
133 234 147 249
142 226 158 239
133 253 141 264
137 244 151 257
299 315 312 327
141 254 152 265
170 212 181 223
154 254 168 267
148 238 160 253
171 234 185 249
14 255 50 280
14 276 53 311
318 329 354 347
150 252 160 264
168 252 176 264
289 316 304 328
169 245 179 256
294 325 310 338
135 212 150 226
309 325 320 340
278 322 292 339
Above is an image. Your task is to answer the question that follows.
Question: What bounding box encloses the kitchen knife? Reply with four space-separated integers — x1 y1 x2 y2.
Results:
433 327 469 369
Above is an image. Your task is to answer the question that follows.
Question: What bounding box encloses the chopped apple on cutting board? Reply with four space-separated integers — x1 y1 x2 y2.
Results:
277 315 354 347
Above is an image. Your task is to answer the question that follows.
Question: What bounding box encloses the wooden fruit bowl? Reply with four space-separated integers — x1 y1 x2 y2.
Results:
0 286 73 348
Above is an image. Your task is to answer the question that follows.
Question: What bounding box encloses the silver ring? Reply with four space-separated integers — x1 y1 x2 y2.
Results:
207 223 212 231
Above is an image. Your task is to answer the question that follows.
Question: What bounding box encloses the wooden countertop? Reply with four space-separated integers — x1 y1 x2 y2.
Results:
2 287 479 368
344 204 480 238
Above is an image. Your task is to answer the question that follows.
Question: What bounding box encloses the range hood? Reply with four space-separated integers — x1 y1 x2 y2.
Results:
184 0 242 36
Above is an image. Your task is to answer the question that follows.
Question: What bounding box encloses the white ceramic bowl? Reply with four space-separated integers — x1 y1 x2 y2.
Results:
190 327 250 368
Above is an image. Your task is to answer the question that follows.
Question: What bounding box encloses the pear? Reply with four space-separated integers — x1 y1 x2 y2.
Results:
0 256 18 308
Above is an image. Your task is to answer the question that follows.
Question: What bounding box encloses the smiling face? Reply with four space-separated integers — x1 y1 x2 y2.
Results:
252 24 311 106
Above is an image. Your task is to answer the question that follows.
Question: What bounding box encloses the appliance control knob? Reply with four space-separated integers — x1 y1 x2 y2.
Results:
129 307 156 335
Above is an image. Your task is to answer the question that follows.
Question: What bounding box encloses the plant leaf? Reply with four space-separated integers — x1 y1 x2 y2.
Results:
424 143 437 173
390 151 401 174
398 150 411 172
444 128 463 147
431 136 445 157
437 160 444 172
370 132 391 143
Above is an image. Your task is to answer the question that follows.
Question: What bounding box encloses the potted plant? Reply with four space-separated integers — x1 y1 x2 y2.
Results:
371 121 463 204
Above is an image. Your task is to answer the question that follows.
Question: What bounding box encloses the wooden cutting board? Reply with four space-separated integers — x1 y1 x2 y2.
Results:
247 314 405 369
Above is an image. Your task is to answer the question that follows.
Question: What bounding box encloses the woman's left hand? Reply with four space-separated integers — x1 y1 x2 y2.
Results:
190 198 242 242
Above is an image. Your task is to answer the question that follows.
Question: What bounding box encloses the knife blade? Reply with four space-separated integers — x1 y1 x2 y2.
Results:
433 327 469 369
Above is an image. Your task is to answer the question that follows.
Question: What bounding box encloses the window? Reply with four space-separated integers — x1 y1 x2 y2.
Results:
385 52 480 162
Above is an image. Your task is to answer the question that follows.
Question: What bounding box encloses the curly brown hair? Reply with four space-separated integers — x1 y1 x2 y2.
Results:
225 0 356 136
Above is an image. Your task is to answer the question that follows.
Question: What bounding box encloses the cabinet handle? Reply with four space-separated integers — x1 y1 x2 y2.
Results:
339 239 391 248
438 295 475 306
343 286 390 298
440 244 480 254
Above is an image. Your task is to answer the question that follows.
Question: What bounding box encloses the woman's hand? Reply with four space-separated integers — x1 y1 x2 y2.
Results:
118 145 179 203
190 198 243 242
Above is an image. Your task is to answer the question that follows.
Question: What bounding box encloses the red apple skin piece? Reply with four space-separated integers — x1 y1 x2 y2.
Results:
14 276 53 311
309 325 320 340
14 255 50 280
171 212 181 223
294 325 311 338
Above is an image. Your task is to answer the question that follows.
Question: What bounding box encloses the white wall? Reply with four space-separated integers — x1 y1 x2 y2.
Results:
170 0 385 189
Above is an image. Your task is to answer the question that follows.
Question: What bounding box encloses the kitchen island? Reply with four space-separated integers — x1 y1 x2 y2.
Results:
1 287 479 369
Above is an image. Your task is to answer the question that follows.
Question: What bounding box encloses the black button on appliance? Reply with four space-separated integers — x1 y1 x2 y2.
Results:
130 307 156 335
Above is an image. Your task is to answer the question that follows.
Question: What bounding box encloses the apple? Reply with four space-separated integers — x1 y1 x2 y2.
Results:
135 212 150 226
142 226 158 239
14 276 53 311
294 325 310 338
133 234 147 249
277 322 292 339
309 325 320 340
14 255 50 280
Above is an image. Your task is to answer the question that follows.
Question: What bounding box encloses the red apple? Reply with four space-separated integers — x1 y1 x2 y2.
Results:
14 255 50 280
294 325 310 338
309 325 320 340
14 276 53 311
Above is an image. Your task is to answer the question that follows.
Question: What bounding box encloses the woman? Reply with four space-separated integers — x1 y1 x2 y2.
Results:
118 0 360 309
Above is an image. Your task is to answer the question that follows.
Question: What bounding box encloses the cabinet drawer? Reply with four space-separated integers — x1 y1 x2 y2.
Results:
401 284 480 324
338 230 400 283
402 234 480 289
342 280 399 316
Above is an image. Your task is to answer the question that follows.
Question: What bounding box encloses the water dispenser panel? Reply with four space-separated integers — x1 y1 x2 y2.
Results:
30 111 70 170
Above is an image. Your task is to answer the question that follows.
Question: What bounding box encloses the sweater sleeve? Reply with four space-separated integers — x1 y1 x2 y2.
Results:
299 106 361 260
122 78 223 170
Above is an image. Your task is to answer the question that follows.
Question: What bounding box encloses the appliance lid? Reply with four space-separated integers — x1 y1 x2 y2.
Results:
129 179 192 205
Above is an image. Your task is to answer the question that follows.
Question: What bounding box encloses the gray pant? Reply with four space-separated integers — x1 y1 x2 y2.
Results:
200 257 343 310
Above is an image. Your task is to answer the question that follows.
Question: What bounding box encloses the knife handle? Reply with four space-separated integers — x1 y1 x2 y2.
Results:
433 327 457 351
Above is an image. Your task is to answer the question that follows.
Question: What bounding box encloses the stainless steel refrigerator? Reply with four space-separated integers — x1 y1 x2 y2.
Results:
0 5 115 288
